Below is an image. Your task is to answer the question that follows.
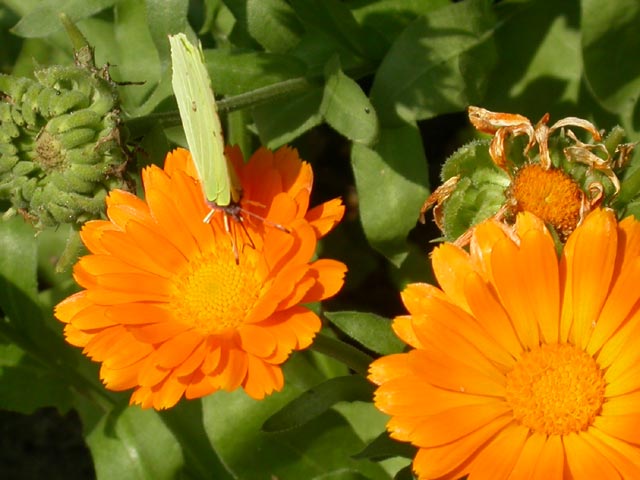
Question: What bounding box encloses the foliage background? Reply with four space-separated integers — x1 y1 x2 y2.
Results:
0 0 639 478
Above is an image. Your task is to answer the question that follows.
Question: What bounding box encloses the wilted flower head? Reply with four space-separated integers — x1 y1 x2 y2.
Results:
55 146 346 409
422 106 635 244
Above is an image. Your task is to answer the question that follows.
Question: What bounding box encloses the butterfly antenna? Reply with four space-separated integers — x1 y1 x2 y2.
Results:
237 216 257 252
240 208 290 234
222 212 240 264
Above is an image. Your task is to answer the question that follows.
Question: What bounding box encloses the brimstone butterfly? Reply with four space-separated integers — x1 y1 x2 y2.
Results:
169 33 247 254
169 33 287 261
169 32 244 213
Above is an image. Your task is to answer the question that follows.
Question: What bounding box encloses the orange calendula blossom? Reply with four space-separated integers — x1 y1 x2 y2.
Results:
370 208 640 479
55 146 346 410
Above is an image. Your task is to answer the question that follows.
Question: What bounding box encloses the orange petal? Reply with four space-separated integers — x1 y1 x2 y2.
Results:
464 423 529 480
238 324 277 358
431 243 472 313
587 258 640 356
507 431 547 479
490 235 540 349
409 402 511 447
185 371 218 399
563 431 620 480
410 415 512 479
586 427 640 479
463 271 522 363
592 413 640 444
153 330 203 369
300 258 347 303
306 198 345 237
242 355 284 399
391 315 423 349
563 209 617 349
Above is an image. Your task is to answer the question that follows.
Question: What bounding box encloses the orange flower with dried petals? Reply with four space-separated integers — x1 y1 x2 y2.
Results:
55 147 346 410
370 208 640 479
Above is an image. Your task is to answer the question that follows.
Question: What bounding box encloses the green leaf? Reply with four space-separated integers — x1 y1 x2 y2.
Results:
245 0 304 53
85 406 188 480
0 217 38 315
351 0 450 45
321 56 379 145
0 219 83 413
354 431 416 461
351 123 429 265
144 0 189 73
325 311 404 355
10 0 117 38
0 349 74 413
111 0 162 112
204 49 307 96
203 388 390 480
582 0 640 130
482 0 585 120
290 0 373 60
263 375 374 432
370 0 497 126
253 88 324 148
159 401 233 479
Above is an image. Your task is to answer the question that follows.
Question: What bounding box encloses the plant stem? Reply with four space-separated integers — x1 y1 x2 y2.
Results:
124 76 316 138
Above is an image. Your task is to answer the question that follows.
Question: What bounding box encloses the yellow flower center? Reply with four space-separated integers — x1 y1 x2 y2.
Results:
509 164 582 239
170 247 262 335
505 343 605 436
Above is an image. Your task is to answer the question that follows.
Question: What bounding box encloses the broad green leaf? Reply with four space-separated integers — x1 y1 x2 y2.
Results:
351 123 429 266
111 0 161 111
483 0 584 120
159 401 233 479
245 0 304 53
203 357 390 480
0 219 80 413
290 0 374 60
351 0 449 45
263 375 374 432
0 217 38 311
144 0 189 72
253 88 324 148
370 0 497 126
85 406 188 480
10 0 116 38
0 352 74 413
582 0 640 132
325 311 404 355
203 49 307 96
321 56 378 145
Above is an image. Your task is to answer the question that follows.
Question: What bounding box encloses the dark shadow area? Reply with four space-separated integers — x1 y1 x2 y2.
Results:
0 408 94 480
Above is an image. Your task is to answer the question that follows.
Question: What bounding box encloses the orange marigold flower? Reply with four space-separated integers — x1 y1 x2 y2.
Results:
55 147 347 410
370 208 640 479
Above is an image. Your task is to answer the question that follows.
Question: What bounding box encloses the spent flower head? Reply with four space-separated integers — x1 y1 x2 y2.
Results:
421 106 636 244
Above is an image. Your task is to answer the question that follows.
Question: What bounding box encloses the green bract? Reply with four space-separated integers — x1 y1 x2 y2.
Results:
0 62 129 229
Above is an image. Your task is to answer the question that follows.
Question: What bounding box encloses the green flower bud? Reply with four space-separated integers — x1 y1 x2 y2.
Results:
0 60 131 229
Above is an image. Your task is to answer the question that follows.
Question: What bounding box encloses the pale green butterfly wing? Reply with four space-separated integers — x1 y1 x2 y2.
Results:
169 33 239 207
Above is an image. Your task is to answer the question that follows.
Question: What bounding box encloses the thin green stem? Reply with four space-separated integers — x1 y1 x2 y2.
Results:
124 76 315 138
310 334 373 375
